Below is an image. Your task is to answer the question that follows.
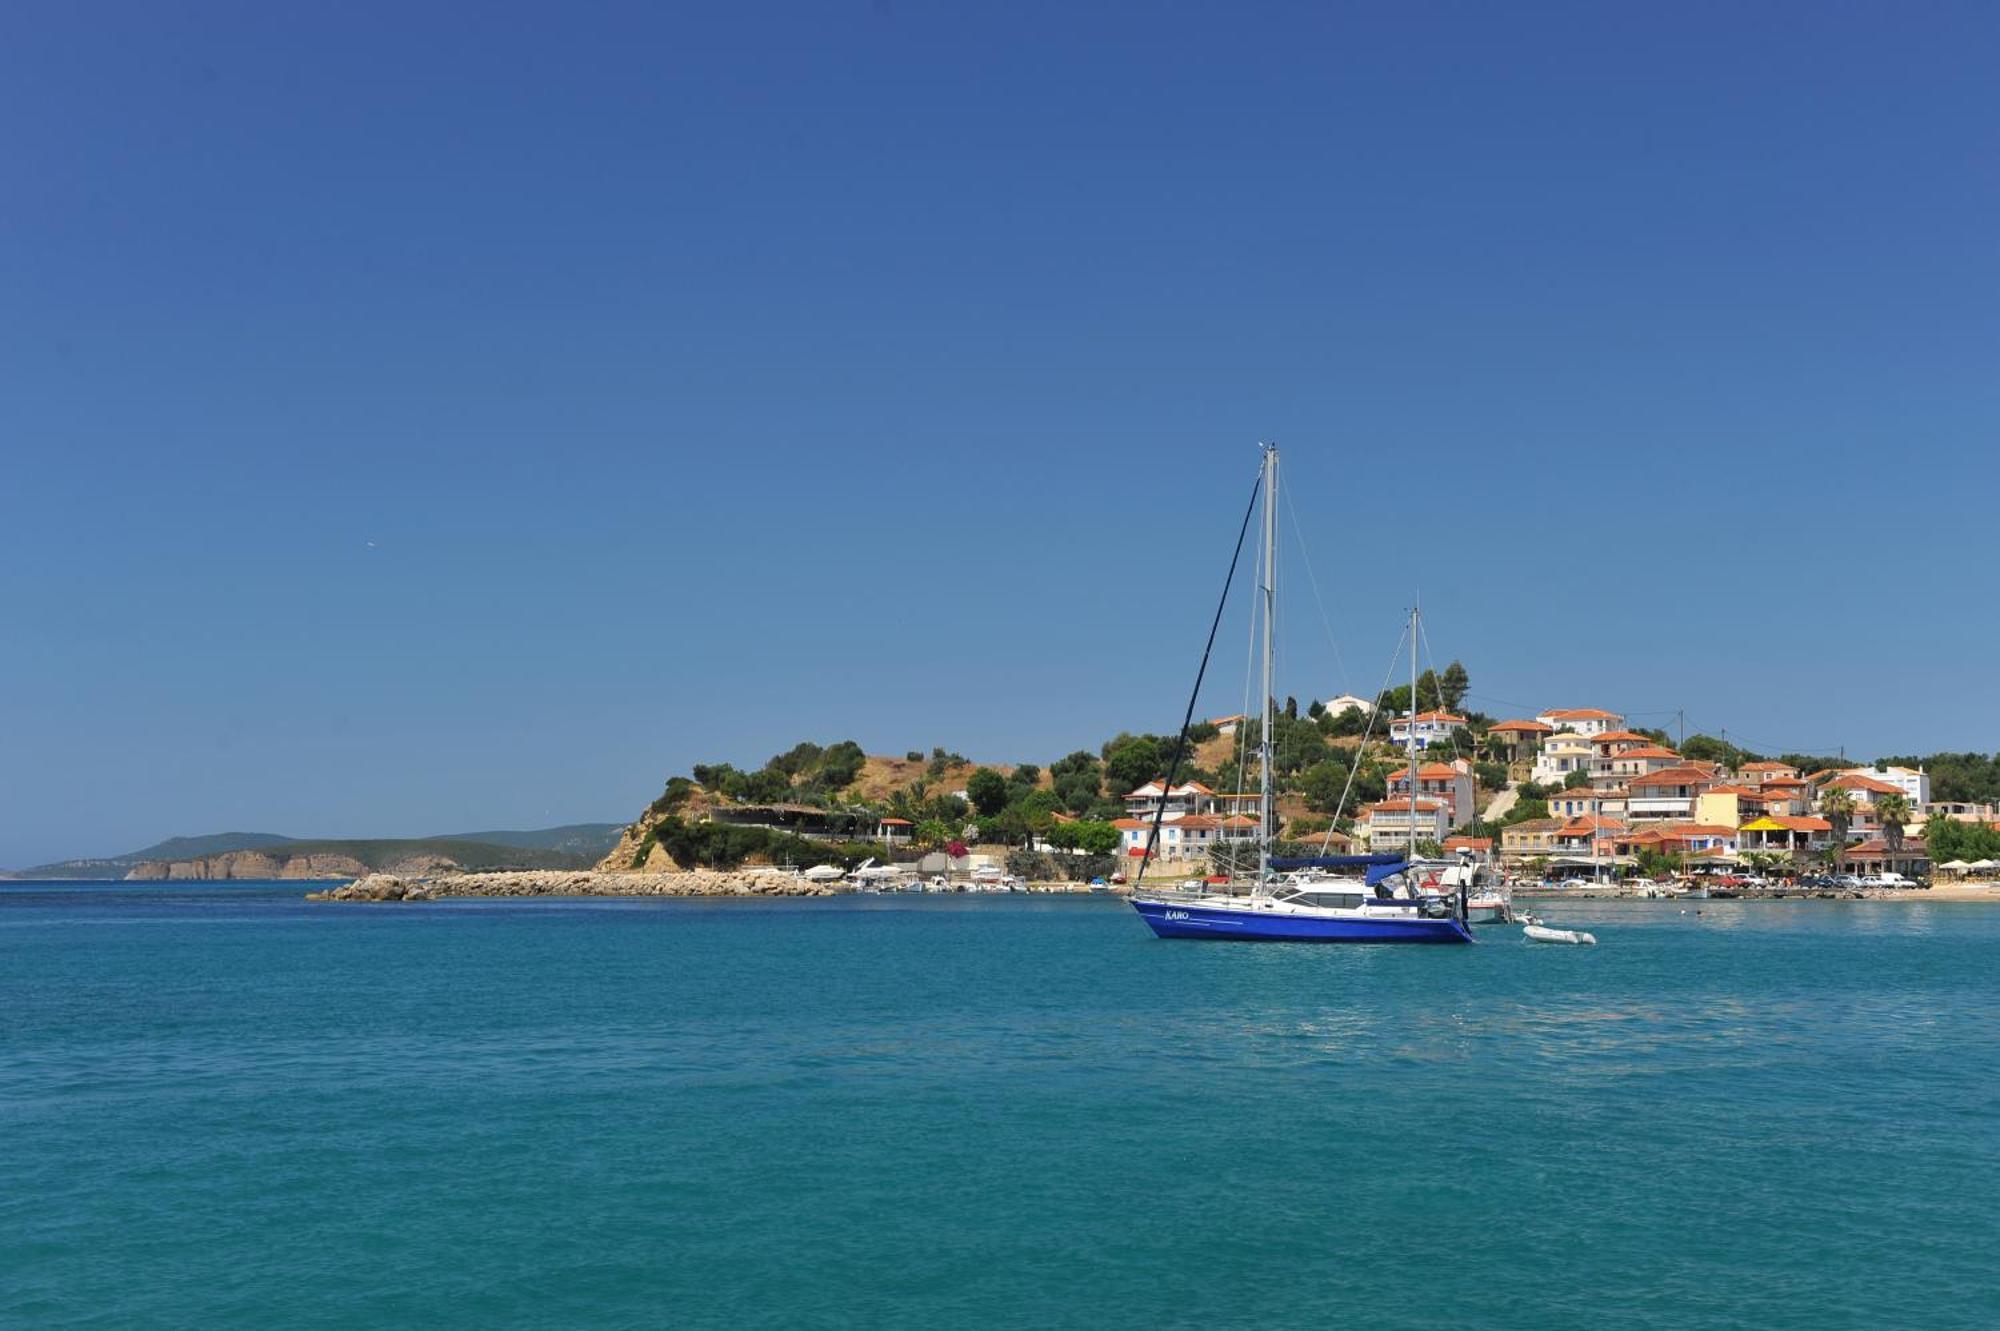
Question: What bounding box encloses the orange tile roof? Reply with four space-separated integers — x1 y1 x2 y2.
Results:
1543 708 1622 720
1629 767 1720 790
1363 798 1446 814
1763 815 1832 832
1490 719 1554 733
1397 710 1467 724
1827 774 1902 795
1444 836 1493 851
1591 731 1655 745
1557 816 1624 834
1613 745 1682 761
1502 817 1563 834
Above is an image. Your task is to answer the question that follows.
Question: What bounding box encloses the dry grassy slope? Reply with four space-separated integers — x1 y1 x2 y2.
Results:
844 755 1051 802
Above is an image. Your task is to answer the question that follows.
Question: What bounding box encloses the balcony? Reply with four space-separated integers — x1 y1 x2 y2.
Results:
1626 798 1693 820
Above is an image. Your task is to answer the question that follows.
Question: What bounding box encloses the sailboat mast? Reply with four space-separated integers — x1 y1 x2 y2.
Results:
1409 602 1420 858
1258 444 1278 887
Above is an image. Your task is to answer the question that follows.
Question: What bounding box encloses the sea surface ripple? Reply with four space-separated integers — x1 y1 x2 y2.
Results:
2 884 1996 1329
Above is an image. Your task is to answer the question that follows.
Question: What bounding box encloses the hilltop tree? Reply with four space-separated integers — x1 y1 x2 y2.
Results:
966 768 1010 817
1879 751 2000 804
1299 759 1351 814
769 741 822 776
1049 750 1104 813
1681 734 1762 769
1318 705 1368 739
1438 661 1470 711
1103 735 1164 795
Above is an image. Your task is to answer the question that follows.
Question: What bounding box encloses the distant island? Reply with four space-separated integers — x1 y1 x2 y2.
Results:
6 825 626 881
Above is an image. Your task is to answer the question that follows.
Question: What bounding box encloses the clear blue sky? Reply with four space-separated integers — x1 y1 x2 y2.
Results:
3 3 1995 865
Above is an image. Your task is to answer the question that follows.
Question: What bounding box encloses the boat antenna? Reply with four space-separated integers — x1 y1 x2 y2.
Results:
1133 454 1265 896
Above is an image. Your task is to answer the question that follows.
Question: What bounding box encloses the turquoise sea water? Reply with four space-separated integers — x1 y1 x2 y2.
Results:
3 883 1997 1330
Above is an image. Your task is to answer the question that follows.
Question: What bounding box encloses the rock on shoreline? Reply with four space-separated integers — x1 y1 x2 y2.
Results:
305 869 836 902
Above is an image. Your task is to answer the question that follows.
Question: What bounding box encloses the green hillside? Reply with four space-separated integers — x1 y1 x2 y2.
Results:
7 824 623 879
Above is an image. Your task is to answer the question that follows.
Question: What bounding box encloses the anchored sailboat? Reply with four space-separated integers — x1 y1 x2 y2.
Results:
1129 445 1475 944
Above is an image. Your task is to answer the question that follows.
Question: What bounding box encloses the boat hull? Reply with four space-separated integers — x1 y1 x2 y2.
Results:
1130 898 1474 944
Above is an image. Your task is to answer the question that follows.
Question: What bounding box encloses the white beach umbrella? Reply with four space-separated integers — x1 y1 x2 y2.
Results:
1939 859 1973 871
1967 859 1999 872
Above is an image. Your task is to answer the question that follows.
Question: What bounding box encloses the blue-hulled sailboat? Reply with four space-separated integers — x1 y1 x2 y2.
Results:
1129 445 1474 945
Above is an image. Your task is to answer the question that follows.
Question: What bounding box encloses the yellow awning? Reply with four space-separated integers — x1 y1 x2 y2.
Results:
1739 817 1789 833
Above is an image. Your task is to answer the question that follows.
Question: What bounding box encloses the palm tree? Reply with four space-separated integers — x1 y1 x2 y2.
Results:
1877 792 1911 853
1819 787 1856 850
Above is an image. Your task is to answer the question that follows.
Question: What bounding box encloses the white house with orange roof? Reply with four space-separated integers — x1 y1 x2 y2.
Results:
1114 813 1229 862
1385 760 1477 828
1387 710 1468 748
1832 765 1929 807
1357 798 1451 851
1553 815 1625 859
1547 786 1629 824
1817 772 1908 836
1756 777 1814 816
1615 822 1739 858
1627 766 1723 822
1535 707 1626 738
1531 732 1596 787
1600 744 1685 785
1123 781 1218 820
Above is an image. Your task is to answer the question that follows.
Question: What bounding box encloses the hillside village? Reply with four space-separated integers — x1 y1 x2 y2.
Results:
609 671 2000 885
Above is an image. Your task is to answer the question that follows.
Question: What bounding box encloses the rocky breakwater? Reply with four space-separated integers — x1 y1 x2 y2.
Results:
305 868 835 902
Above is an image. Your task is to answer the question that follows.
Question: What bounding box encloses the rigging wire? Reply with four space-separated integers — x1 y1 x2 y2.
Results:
1316 622 1412 857
1135 466 1264 894
1282 480 1353 700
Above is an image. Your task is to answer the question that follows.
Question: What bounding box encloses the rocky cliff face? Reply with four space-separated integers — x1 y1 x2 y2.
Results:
594 818 686 873
125 851 462 881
